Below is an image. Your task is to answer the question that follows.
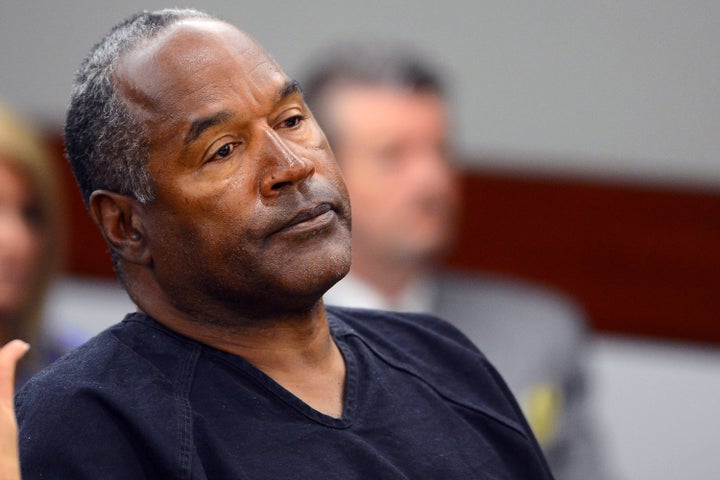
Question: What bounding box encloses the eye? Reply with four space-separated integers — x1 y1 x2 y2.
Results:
211 142 239 161
22 204 43 231
217 143 232 157
279 114 308 129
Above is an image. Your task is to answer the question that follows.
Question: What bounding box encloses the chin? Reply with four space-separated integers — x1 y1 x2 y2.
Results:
302 241 352 293
266 266 350 315
318 251 352 294
268 235 352 307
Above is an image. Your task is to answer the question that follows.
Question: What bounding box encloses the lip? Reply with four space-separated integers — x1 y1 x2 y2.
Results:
273 203 335 235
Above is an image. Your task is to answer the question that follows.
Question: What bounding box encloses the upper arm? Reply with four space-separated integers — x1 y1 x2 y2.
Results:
17 386 152 479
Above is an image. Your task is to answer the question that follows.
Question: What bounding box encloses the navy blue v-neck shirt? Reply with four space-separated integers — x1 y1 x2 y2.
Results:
17 307 553 479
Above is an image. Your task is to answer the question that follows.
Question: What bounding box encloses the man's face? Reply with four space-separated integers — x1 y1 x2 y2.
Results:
327 85 459 266
114 19 351 319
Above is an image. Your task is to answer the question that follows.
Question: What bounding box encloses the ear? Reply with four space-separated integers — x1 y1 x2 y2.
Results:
89 190 151 265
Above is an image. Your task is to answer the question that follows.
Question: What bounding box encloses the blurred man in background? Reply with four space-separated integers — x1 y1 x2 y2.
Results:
304 44 610 479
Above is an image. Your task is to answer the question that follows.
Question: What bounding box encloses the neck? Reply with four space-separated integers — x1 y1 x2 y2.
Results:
130 275 346 417
349 247 432 303
163 302 334 370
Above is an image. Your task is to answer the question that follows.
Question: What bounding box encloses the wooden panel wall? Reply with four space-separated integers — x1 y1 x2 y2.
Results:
47 133 720 345
445 169 720 346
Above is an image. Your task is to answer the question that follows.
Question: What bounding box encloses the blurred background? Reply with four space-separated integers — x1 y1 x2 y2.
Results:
1 1 718 478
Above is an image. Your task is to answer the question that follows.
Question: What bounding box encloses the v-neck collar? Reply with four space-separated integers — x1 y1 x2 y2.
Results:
201 313 359 429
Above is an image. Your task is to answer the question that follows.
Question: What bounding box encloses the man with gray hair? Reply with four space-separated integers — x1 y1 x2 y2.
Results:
16 9 553 479
304 44 610 479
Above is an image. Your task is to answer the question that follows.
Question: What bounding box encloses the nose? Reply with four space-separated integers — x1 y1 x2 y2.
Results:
259 129 315 197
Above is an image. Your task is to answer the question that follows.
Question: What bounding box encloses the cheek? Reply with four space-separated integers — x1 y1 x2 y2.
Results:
0 225 43 311
345 182 403 242
0 217 42 268
23 234 43 268
432 164 459 199
343 159 394 207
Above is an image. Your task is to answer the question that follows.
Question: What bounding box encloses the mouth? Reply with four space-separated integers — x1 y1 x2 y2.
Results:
273 202 336 236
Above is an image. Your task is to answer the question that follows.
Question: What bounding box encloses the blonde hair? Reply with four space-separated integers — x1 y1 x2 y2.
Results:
0 102 64 350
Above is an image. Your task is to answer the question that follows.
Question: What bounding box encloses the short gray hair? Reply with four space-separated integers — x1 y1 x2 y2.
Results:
64 8 211 206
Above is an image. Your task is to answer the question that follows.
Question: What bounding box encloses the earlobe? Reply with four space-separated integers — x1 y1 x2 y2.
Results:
89 190 151 265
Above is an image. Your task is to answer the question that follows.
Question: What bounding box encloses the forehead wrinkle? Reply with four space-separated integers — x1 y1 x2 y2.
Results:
120 21 299 155
249 59 271 74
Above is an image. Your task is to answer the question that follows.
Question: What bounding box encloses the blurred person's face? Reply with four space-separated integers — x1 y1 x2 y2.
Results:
327 86 459 266
0 161 42 317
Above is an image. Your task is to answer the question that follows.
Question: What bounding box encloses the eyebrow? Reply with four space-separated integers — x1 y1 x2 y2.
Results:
182 80 302 146
184 111 234 146
279 78 302 101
